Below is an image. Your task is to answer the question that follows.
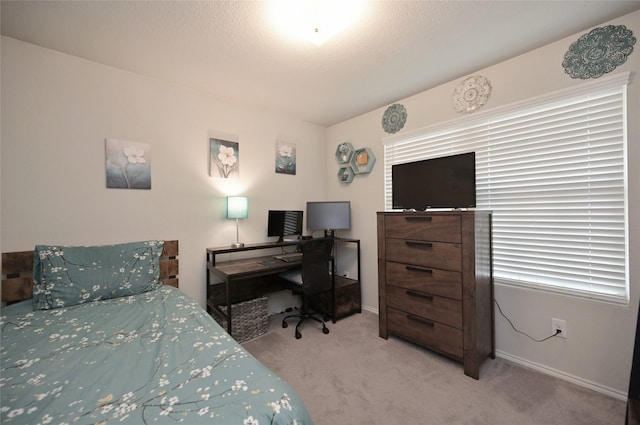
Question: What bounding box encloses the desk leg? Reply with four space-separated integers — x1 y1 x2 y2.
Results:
226 278 232 335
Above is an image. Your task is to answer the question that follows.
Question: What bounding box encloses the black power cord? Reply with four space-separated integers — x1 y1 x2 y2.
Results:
494 299 562 342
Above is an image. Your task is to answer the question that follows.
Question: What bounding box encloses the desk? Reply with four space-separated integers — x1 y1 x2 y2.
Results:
206 238 361 337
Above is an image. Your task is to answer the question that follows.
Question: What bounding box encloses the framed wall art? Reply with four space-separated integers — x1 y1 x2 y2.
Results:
105 138 151 190
275 140 296 175
210 138 239 179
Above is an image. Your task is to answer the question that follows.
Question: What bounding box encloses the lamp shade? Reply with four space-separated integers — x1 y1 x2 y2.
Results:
226 196 248 219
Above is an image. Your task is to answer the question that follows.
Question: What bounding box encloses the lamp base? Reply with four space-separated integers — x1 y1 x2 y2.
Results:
231 242 245 248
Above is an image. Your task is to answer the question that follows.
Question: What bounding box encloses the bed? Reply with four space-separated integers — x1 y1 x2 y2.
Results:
1 240 313 425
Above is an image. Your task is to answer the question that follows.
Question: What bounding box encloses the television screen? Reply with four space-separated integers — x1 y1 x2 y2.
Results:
306 201 350 238
267 210 303 242
392 152 476 210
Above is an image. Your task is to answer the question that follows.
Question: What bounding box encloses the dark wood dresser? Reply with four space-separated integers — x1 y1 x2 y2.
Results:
376 211 494 379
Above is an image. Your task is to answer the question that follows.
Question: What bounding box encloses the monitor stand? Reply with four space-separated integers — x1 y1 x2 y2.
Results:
324 230 336 238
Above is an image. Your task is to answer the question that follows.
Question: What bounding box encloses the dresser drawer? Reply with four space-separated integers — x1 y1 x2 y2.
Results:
386 284 462 328
386 261 462 300
387 306 463 360
386 238 461 272
384 215 461 243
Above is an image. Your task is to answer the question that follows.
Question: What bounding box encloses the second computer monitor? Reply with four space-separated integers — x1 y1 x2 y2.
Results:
306 201 351 238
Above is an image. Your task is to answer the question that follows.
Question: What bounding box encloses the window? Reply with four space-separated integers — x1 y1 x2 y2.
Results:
384 72 629 304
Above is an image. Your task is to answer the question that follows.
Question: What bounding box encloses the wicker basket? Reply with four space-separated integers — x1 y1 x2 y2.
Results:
216 296 268 343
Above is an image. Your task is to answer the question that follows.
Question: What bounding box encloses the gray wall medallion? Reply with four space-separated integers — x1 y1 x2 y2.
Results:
563 25 636 79
335 142 376 184
381 103 407 134
452 75 492 113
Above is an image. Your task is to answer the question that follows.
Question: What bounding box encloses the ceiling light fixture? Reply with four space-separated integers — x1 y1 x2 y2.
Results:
269 0 364 46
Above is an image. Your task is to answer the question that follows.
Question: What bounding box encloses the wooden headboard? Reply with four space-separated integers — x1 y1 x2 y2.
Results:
1 240 179 304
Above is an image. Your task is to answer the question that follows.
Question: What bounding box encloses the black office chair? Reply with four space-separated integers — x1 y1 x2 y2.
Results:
279 238 334 339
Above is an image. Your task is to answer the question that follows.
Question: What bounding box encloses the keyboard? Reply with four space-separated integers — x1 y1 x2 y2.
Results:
274 252 303 262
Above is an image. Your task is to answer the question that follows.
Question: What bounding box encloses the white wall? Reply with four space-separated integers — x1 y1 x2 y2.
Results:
327 10 640 398
0 36 327 308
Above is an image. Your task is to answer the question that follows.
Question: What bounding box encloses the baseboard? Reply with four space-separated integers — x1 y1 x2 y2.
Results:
362 305 378 315
496 350 628 401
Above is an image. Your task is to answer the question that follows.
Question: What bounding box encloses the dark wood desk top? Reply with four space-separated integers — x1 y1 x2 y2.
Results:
207 237 357 281
207 240 299 255
209 254 300 280
206 237 359 256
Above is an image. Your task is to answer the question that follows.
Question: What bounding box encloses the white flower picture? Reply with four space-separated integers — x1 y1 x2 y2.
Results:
275 140 296 175
210 138 239 179
105 138 151 189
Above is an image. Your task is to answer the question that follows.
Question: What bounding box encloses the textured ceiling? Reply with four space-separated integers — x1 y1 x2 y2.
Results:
2 1 640 127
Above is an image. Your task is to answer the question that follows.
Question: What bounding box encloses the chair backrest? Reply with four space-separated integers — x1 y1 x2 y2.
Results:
300 238 334 295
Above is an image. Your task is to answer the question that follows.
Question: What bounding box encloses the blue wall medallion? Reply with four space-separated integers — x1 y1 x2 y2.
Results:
563 25 635 79
382 103 407 134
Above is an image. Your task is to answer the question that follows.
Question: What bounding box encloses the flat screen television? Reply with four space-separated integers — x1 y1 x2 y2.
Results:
306 201 351 238
392 152 476 210
267 210 303 242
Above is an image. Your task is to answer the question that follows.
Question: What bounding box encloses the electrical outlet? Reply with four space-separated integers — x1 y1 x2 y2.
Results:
552 318 568 339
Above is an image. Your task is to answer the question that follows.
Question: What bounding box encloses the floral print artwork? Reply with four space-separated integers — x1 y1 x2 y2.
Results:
210 138 240 178
1 286 313 424
275 141 296 175
106 138 151 189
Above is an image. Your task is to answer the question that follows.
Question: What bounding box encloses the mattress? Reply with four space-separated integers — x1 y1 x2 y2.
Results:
1 285 313 424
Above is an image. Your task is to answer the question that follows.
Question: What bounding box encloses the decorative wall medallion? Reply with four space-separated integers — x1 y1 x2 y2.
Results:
381 103 407 134
452 75 492 113
562 25 636 79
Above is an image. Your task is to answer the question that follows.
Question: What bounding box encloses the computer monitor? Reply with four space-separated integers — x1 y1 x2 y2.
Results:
267 210 303 242
306 201 351 238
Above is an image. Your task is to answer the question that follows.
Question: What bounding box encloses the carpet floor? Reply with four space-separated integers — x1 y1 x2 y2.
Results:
243 310 624 425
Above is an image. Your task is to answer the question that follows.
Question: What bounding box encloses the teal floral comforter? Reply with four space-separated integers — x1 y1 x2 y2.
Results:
1 286 313 425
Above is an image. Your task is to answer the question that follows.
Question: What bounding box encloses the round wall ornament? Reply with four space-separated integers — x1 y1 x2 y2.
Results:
381 103 407 134
562 25 635 79
452 75 492 113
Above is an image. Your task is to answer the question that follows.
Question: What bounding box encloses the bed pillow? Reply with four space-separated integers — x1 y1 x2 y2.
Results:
32 240 164 310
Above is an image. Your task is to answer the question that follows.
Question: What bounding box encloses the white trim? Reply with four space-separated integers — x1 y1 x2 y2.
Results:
362 305 379 315
496 350 627 401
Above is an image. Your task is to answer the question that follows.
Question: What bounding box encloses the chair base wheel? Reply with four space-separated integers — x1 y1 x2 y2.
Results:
282 321 288 329
322 327 330 334
295 331 302 339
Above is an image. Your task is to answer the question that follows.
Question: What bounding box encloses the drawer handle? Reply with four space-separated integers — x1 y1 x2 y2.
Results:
404 216 432 222
405 265 433 274
406 289 433 301
406 314 434 327
405 240 433 248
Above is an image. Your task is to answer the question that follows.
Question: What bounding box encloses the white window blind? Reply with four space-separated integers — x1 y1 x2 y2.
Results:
384 72 629 304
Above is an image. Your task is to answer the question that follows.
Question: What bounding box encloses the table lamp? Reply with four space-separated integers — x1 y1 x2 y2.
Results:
226 196 248 248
